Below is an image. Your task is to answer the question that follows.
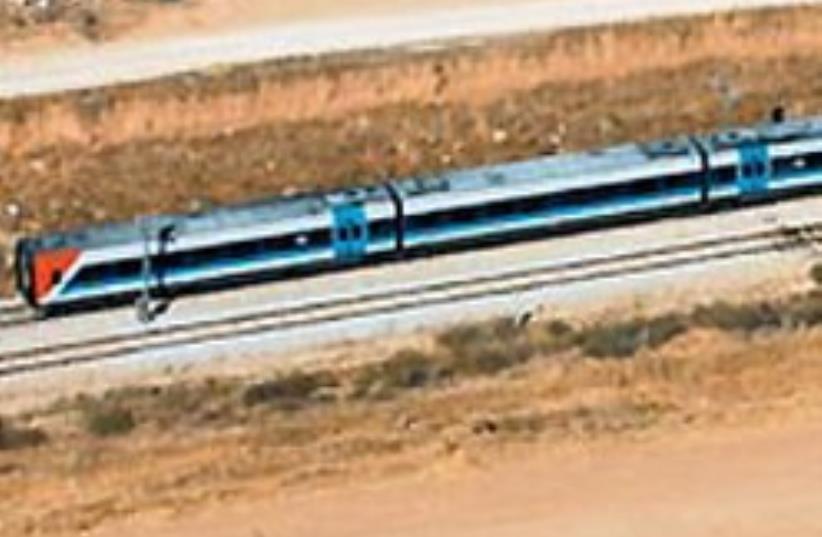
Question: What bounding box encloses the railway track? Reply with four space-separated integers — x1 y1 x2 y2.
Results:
0 300 31 329
1 220 820 378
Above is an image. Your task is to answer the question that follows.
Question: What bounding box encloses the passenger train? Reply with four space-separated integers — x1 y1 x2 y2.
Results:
14 115 822 319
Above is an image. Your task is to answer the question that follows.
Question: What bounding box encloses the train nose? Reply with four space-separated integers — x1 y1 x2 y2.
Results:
32 248 81 303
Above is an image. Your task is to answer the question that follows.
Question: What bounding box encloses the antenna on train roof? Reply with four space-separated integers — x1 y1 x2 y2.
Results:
771 105 786 124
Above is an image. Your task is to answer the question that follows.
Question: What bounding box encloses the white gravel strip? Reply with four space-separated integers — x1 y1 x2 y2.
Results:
0 0 817 98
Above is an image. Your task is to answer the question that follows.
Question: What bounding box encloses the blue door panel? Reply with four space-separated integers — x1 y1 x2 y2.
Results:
737 143 770 197
332 203 368 262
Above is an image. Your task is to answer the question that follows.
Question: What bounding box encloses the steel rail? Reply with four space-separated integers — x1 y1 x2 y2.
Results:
0 301 32 329
1 220 819 378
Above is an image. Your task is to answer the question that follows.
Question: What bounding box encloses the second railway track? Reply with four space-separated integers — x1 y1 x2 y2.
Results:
1 219 820 379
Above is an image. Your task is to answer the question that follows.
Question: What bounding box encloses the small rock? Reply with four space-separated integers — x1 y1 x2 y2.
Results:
492 129 509 144
356 115 371 131
471 417 498 436
395 414 419 431
4 203 21 220
188 199 206 212
28 159 47 174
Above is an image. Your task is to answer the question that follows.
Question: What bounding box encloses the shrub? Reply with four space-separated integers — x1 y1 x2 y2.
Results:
438 318 535 376
447 338 528 376
544 319 575 339
528 319 578 355
352 349 445 399
812 264 822 287
691 301 783 334
644 314 689 348
84 406 136 437
577 319 648 359
576 315 686 359
0 416 47 450
242 371 338 409
781 292 822 328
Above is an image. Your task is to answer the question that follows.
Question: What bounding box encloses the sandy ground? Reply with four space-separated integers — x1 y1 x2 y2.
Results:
0 0 539 56
3 281 822 536
88 421 822 537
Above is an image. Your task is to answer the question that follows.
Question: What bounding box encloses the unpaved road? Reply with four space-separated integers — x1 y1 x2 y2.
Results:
90 421 822 537
0 0 816 97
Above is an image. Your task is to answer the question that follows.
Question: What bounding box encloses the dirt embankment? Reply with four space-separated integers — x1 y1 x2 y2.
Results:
1 273 822 536
1 6 821 295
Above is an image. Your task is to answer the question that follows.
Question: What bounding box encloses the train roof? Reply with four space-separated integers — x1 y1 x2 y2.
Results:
26 187 391 252
393 137 700 200
705 115 822 151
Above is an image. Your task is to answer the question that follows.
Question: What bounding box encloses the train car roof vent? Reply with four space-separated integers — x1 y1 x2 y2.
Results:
759 120 814 143
642 138 690 157
405 177 450 196
711 129 755 149
328 188 367 205
487 171 507 185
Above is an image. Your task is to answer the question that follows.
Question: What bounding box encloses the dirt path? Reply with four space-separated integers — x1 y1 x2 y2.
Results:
0 0 540 57
89 421 822 537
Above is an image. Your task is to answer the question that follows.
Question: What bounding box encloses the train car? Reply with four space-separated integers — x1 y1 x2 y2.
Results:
392 138 708 253
701 117 822 203
16 186 399 314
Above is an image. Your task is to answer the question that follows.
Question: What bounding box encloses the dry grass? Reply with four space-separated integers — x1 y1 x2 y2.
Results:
3 285 822 535
3 7 821 154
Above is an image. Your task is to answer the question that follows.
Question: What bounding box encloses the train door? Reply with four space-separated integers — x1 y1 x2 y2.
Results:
737 142 771 198
331 202 369 263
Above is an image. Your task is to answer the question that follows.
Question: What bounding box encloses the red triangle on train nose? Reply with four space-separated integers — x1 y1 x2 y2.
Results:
33 248 81 301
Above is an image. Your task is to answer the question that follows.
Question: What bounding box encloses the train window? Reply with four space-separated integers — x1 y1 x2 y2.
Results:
772 152 822 178
51 270 63 286
805 152 822 169
309 229 331 245
229 241 253 258
405 172 703 234
66 259 142 290
712 167 737 185
150 229 332 271
369 220 395 240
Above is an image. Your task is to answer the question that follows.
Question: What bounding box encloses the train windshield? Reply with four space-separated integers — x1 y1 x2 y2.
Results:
14 241 34 306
